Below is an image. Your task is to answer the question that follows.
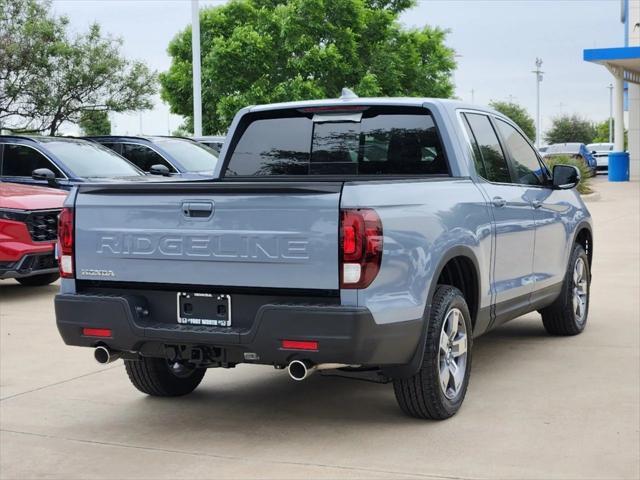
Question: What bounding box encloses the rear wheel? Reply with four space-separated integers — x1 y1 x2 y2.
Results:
124 356 206 396
393 285 472 420
541 243 590 336
16 272 60 286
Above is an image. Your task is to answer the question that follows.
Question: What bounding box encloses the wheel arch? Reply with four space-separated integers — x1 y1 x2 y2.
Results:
573 222 593 269
382 245 481 379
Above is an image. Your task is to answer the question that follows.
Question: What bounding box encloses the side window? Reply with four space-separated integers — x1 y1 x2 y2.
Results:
464 113 511 183
121 144 174 172
1 144 63 177
100 143 122 155
495 119 544 186
461 114 487 178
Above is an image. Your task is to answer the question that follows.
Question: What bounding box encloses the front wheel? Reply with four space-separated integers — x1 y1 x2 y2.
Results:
393 285 472 420
541 243 590 336
124 357 206 397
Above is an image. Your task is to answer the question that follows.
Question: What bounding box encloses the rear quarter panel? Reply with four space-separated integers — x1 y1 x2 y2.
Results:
340 178 493 328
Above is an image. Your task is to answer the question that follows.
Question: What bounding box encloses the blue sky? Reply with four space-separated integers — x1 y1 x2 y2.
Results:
51 0 623 137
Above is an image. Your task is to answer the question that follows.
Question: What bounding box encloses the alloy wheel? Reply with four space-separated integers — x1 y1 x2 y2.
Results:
572 257 588 325
438 307 468 400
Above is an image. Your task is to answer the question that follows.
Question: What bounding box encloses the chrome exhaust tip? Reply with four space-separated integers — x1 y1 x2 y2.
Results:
288 360 315 381
94 346 121 364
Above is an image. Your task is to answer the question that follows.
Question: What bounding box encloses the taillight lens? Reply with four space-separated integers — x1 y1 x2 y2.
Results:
58 207 74 278
340 208 383 289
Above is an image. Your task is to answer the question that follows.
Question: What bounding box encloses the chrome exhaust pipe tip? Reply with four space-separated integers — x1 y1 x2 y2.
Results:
288 360 315 381
94 346 120 364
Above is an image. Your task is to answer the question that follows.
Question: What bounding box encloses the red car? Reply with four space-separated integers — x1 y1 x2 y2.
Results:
0 182 67 286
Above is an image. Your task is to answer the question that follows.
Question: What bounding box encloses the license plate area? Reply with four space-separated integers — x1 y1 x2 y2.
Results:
177 292 231 327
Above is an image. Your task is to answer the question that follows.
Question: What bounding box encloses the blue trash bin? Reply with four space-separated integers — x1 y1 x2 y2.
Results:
608 152 630 182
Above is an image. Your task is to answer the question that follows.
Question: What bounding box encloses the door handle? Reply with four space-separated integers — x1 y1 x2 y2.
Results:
183 201 214 218
492 196 506 208
532 200 542 209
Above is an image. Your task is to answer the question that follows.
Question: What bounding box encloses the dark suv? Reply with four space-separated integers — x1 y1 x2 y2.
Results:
0 136 145 190
85 136 219 177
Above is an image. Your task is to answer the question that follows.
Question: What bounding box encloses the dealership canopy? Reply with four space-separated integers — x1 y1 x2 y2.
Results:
583 46 640 165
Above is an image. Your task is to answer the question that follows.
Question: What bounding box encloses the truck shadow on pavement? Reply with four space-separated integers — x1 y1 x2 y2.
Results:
110 316 557 429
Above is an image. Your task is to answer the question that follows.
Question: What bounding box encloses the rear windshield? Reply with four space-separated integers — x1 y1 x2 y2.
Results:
224 107 448 177
41 139 143 178
153 138 218 173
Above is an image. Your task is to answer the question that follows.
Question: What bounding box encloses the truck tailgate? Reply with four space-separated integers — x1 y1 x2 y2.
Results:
73 182 341 290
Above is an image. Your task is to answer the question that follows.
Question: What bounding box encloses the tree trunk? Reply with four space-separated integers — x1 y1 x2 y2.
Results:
49 120 58 136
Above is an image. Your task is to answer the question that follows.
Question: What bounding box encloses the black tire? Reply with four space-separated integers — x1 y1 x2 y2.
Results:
16 272 60 286
124 356 206 397
541 243 590 336
393 285 473 420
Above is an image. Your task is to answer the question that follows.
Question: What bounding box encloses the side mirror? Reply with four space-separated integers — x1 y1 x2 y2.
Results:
552 164 580 190
32 168 58 187
149 164 171 176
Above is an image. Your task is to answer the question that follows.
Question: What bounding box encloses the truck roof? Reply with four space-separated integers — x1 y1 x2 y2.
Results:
245 96 496 116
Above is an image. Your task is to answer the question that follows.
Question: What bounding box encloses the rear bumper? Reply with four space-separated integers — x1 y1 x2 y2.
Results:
0 252 58 279
55 293 422 367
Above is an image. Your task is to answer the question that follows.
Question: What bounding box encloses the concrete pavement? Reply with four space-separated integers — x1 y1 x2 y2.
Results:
1 177 638 479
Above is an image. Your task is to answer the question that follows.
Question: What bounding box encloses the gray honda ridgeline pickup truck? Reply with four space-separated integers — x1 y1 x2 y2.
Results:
55 94 593 420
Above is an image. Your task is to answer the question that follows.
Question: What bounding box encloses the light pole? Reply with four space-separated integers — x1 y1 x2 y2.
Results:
607 83 614 144
191 0 203 137
532 58 544 148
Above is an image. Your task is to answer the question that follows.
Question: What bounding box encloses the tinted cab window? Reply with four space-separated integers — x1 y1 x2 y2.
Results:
495 119 545 186
225 107 448 177
464 113 511 183
1 144 64 177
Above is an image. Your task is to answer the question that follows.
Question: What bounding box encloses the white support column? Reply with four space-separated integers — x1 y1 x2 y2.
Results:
613 72 625 152
629 82 640 179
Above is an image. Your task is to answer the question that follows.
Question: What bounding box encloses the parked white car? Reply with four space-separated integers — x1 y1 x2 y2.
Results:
586 142 614 173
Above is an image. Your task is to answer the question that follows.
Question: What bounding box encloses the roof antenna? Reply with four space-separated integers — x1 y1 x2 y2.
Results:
340 88 358 99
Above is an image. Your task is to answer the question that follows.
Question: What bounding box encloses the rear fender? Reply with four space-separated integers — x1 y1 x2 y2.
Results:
381 245 481 379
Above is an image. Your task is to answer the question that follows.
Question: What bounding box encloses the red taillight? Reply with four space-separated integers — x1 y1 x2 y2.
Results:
343 225 357 255
281 340 319 351
58 207 74 278
340 208 383 289
82 328 112 338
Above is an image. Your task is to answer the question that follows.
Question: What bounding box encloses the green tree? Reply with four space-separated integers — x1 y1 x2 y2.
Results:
160 0 456 134
591 119 611 144
591 119 627 148
79 110 111 135
0 0 157 135
0 0 66 129
544 114 596 145
489 100 535 142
